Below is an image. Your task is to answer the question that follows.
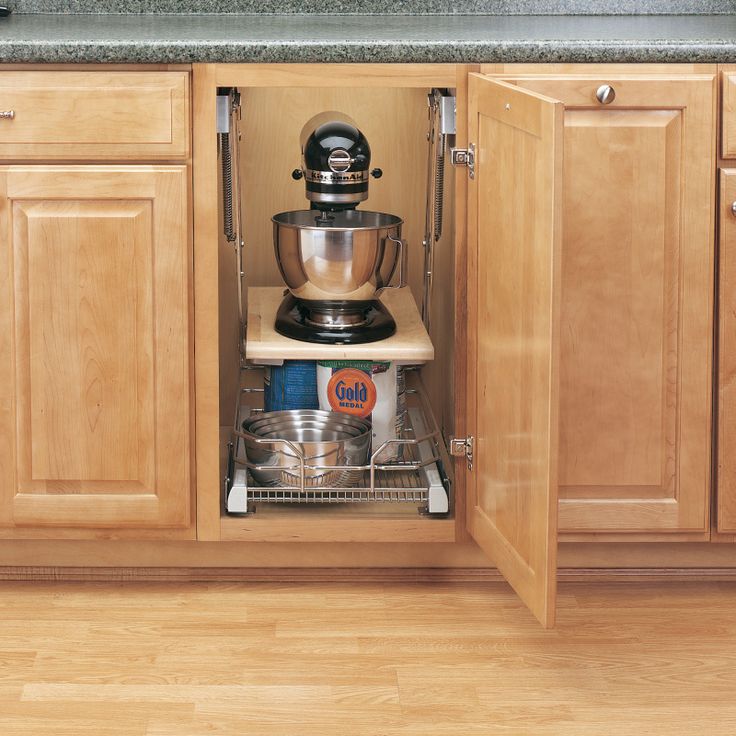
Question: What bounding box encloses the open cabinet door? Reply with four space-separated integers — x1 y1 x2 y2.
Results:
465 74 563 628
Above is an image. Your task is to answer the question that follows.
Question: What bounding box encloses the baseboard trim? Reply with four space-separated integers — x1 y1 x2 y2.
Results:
2 566 736 583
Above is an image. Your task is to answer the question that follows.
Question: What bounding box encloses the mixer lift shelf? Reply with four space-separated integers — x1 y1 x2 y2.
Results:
244 287 435 364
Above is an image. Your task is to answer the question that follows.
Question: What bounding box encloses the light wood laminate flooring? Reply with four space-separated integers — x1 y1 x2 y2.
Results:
1 580 735 735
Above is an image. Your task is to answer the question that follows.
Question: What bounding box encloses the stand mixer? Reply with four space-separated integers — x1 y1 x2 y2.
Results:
272 113 407 345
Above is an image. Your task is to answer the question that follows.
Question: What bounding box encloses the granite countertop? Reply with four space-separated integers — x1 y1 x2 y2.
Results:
2 13 736 64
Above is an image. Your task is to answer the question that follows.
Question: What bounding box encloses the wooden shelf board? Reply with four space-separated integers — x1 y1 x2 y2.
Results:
245 286 434 363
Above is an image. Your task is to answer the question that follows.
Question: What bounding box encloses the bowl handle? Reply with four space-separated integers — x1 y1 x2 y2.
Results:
378 233 407 292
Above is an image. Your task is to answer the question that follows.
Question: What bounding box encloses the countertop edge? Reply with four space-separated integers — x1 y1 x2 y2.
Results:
2 40 736 65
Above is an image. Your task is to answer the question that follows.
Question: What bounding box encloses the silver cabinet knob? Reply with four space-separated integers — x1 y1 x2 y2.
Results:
731 201 736 217
596 85 616 105
0 110 15 120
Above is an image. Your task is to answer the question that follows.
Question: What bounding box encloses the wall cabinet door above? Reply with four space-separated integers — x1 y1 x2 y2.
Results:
496 74 716 537
0 165 192 531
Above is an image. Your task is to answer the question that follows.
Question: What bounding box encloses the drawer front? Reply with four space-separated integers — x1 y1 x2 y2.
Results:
723 72 736 159
0 71 189 160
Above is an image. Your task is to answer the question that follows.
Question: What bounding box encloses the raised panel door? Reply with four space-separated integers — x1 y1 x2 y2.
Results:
466 74 562 627
0 166 192 530
500 75 715 535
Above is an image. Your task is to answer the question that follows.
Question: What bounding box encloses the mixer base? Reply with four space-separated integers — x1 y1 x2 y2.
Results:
275 294 397 344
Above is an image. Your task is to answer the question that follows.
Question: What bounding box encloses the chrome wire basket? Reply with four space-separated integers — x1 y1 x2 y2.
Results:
225 369 450 515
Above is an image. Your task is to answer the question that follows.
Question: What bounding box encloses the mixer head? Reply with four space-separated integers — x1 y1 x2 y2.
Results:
292 112 382 213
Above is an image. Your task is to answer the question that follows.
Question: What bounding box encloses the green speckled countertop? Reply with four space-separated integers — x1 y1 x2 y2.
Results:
1 13 736 64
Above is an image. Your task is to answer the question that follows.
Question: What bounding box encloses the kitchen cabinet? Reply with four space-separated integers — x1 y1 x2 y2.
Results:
488 72 716 538
185 63 723 626
0 165 193 532
0 62 728 628
193 64 566 625
0 70 194 537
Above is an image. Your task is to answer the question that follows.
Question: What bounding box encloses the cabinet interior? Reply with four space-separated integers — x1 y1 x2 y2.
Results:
216 84 457 525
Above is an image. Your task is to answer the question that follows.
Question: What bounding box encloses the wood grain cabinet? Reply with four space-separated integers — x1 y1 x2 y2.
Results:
459 69 719 621
464 75 562 626
185 65 723 627
0 165 192 532
0 71 190 160
721 72 736 159
0 64 723 625
493 73 716 538
718 169 736 536
0 70 193 536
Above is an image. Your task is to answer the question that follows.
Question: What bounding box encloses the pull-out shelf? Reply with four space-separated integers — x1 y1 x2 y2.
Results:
225 372 450 517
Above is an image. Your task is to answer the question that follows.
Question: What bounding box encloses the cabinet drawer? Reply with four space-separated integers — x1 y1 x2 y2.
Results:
723 72 736 158
0 72 190 160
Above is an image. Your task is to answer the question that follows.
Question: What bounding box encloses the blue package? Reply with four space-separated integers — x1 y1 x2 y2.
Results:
264 361 319 412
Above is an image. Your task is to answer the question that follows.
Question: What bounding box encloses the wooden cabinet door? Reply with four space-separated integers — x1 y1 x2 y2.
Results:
500 75 715 537
718 170 736 535
465 74 563 627
0 166 192 530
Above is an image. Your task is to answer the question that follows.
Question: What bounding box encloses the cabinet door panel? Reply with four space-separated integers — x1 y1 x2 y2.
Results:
0 166 191 529
466 75 562 627
502 76 715 534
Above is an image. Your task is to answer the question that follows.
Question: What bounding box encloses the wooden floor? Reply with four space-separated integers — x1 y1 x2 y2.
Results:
1 580 736 735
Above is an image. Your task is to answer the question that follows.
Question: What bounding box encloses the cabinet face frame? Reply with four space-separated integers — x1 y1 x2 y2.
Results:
715 67 736 543
722 72 736 160
192 63 473 543
0 165 194 536
192 62 721 623
717 169 736 537
482 70 716 539
195 62 563 625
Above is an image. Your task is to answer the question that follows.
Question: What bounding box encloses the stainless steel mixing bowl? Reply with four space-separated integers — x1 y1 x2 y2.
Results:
272 209 406 302
242 410 372 488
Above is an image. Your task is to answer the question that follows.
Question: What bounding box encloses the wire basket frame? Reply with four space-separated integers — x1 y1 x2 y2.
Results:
226 372 449 507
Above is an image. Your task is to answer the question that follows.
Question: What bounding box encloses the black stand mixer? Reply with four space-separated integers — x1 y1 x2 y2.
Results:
272 113 406 345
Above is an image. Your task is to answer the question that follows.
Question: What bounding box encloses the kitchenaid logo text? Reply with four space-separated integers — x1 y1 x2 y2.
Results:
306 170 368 184
326 368 377 418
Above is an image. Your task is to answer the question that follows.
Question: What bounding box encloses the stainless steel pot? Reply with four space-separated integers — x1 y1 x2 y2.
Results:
272 209 406 303
245 409 368 436
242 410 371 488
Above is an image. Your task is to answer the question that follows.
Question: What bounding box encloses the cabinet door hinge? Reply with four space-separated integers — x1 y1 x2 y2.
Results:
451 143 475 179
450 436 474 470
